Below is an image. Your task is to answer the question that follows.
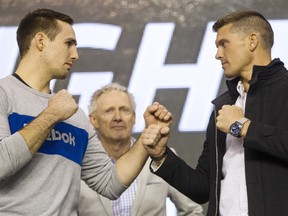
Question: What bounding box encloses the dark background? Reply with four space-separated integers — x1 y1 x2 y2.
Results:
1 0 288 213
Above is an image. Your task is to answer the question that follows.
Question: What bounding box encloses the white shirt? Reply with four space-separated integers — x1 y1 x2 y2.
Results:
111 139 137 216
111 179 137 216
219 80 248 216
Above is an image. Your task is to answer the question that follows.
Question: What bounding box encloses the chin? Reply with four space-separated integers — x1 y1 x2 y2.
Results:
113 134 127 140
55 72 69 80
224 75 235 79
224 71 236 79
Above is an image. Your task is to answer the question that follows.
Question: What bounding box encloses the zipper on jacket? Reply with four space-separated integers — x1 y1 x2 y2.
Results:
214 108 219 216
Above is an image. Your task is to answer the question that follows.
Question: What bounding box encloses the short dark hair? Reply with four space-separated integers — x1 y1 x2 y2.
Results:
16 8 74 58
212 10 274 49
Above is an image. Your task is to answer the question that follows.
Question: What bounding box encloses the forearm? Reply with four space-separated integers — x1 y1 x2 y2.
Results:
152 148 209 204
116 134 149 186
0 133 32 179
19 109 60 154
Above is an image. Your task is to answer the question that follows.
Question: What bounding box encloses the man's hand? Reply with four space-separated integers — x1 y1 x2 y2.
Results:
142 124 170 159
216 105 244 133
46 89 78 122
143 102 172 128
142 102 172 161
19 89 78 154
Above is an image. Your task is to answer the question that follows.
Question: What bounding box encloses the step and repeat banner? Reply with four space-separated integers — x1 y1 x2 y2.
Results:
1 0 288 168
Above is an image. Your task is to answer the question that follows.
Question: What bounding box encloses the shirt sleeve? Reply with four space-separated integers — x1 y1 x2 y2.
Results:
0 87 32 180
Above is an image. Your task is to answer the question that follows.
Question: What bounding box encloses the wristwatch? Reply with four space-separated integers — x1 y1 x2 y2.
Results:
229 117 249 138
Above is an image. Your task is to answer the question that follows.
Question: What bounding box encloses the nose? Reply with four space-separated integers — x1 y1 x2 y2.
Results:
71 46 79 61
215 48 222 60
113 110 121 121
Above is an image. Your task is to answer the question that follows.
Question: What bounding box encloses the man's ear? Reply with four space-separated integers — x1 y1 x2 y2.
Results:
34 32 46 51
132 111 136 127
249 33 259 51
89 115 99 129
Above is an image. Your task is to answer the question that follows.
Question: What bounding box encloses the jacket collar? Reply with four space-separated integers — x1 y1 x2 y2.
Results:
249 58 284 84
227 58 284 95
212 58 285 107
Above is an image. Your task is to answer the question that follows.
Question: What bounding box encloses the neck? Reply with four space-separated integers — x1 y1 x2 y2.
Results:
15 59 51 93
100 137 131 161
241 53 272 92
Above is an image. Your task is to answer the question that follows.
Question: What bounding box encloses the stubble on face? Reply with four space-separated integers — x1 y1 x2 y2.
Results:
45 21 78 80
216 25 250 79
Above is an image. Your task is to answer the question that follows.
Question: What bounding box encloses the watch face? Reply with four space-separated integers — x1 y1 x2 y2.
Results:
230 122 242 138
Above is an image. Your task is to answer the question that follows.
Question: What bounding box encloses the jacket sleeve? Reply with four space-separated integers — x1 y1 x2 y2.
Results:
151 147 210 204
151 110 218 204
165 148 204 215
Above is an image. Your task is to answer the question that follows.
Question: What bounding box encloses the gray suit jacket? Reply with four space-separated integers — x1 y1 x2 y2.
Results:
78 158 203 216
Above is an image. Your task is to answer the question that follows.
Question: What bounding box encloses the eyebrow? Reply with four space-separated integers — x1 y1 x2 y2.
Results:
66 38 78 46
215 38 228 47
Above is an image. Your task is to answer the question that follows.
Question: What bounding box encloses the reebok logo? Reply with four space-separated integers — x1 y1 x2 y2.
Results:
46 129 76 146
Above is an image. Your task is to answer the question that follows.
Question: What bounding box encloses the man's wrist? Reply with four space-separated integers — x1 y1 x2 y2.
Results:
150 147 169 170
240 119 251 137
229 117 250 138
150 147 168 161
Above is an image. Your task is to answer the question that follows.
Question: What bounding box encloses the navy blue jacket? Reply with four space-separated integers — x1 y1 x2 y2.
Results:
153 59 288 216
